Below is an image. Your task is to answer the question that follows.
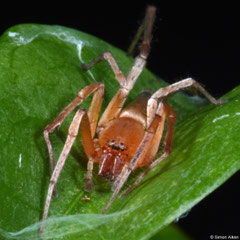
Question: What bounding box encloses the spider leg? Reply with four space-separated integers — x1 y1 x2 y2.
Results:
101 102 163 214
127 19 145 56
40 109 97 235
147 77 226 127
81 6 156 134
123 5 156 93
82 51 126 86
81 51 128 134
121 102 176 198
44 83 104 196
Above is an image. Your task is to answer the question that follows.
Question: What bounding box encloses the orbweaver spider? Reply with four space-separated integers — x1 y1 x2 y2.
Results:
40 6 225 234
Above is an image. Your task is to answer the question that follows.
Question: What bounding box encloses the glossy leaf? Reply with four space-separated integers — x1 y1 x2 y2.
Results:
0 24 239 240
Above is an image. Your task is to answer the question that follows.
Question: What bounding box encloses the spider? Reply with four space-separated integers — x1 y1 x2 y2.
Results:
40 6 225 234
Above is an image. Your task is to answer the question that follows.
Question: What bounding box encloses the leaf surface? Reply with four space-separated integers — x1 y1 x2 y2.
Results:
0 24 239 240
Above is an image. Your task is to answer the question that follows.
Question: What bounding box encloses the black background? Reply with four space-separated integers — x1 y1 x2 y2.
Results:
1 1 239 239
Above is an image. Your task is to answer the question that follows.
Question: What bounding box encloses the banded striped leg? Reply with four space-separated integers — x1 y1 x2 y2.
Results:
40 110 96 236
120 102 176 198
101 101 164 214
44 83 104 196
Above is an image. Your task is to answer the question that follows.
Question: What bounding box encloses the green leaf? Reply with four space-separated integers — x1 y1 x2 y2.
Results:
0 24 239 240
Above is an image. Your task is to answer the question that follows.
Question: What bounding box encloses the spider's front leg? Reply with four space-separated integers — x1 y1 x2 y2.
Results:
81 51 128 133
82 6 156 134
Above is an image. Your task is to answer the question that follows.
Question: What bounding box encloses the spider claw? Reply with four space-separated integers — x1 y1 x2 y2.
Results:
217 98 228 105
85 179 92 192
112 180 119 191
101 208 107 215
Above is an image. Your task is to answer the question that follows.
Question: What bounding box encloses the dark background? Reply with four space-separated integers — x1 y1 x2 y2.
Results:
1 1 239 239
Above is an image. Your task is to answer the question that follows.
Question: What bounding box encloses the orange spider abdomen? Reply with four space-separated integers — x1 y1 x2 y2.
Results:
98 117 145 181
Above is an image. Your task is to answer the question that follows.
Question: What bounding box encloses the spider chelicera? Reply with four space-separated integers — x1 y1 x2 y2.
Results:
40 6 225 235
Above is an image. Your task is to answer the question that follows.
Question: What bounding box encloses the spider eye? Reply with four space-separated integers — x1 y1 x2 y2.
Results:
112 145 120 150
